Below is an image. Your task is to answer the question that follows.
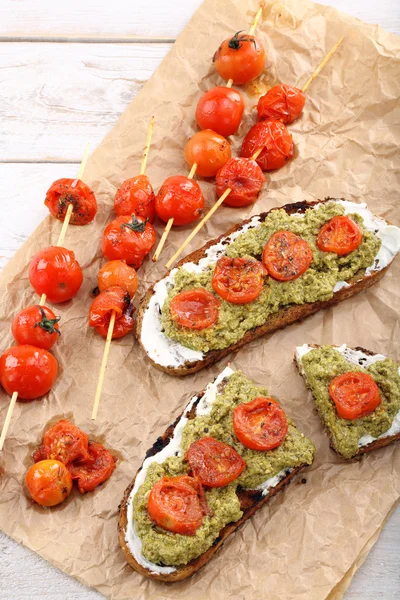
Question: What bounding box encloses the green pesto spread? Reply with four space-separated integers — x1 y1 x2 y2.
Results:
133 371 315 566
300 346 400 459
161 202 381 352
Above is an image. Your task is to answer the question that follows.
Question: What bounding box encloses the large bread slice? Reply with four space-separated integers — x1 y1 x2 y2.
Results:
136 198 397 377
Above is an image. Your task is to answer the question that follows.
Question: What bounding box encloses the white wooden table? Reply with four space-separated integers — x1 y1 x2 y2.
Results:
0 1 399 598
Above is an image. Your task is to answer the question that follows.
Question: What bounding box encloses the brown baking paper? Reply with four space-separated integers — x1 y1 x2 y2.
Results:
1 0 399 598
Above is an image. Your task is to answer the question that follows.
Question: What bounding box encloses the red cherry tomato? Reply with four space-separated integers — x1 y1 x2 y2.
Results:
212 256 266 304
89 286 135 339
329 372 381 420
0 345 58 400
257 85 306 124
101 215 156 269
114 175 156 222
170 289 220 330
44 178 97 225
29 246 83 303
184 130 231 178
213 31 266 85
241 120 293 171
43 420 90 464
317 216 363 256
262 230 313 281
98 260 138 299
26 459 73 507
195 87 245 137
12 305 60 350
68 442 116 493
155 176 204 226
216 157 265 207
186 437 246 487
233 397 288 451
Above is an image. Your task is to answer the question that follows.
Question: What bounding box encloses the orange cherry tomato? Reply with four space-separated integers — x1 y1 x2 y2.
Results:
0 345 58 400
155 176 204 226
29 246 83 304
98 260 138 299
26 459 73 507
184 130 231 178
195 86 245 137
68 442 116 493
233 397 288 451
216 157 265 207
213 31 266 85
241 120 293 171
44 178 97 226
114 175 156 223
262 231 313 281
170 289 220 330
89 286 135 339
257 84 306 124
12 305 60 350
329 372 382 420
101 215 156 269
186 436 246 487
317 216 363 256
212 256 266 304
147 475 207 535
43 420 90 464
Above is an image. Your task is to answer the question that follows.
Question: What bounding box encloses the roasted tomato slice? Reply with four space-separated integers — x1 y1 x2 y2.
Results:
195 86 245 137
215 157 265 207
257 84 305 124
241 120 293 171
98 260 138 299
89 286 135 339
233 397 288 451
147 475 208 535
0 345 58 401
114 175 156 222
213 32 266 85
29 246 83 304
11 305 60 350
155 176 204 226
262 230 313 281
44 178 97 225
186 437 246 487
68 442 116 494
212 256 266 304
170 289 220 330
26 459 73 507
317 216 363 256
43 420 90 465
101 215 156 269
329 372 382 420
184 130 231 178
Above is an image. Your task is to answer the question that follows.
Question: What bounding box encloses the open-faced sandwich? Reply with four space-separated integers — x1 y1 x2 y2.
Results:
295 344 400 459
118 367 315 581
137 198 400 376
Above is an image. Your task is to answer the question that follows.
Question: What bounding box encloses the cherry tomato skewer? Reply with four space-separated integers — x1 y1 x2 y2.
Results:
224 5 263 88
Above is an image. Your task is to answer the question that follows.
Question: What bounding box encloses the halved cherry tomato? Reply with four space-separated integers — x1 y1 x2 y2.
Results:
26 459 73 507
262 231 313 281
257 84 306 124
213 32 266 85
195 87 245 137
114 175 156 222
186 437 246 487
317 216 363 256
184 130 231 178
29 246 83 303
241 120 293 171
43 420 90 465
329 372 381 420
0 345 58 400
89 286 135 339
44 178 97 226
212 256 266 303
68 442 116 493
215 157 265 207
147 475 208 535
12 305 60 350
101 215 156 269
98 260 138 299
155 176 204 226
170 289 220 330
233 397 288 451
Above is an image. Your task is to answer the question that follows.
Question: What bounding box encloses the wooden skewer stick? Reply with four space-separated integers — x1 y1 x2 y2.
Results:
225 4 264 89
302 37 344 93
0 392 18 451
91 310 116 420
139 116 155 176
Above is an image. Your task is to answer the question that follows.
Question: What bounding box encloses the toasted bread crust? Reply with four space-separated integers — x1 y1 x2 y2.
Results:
136 199 391 377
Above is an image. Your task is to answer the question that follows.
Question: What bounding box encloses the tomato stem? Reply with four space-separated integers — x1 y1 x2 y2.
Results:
228 31 256 50
34 307 61 335
120 215 147 233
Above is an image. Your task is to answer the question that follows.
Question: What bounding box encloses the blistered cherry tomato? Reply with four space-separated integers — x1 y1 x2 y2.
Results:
12 305 60 350
216 157 265 207
170 289 220 330
26 459 73 507
29 246 83 303
114 175 156 222
195 87 245 136
101 215 156 269
68 442 116 493
0 345 58 400
44 178 97 225
186 437 246 487
155 176 204 226
89 286 135 339
43 420 90 465
98 260 138 299
184 130 231 178
317 216 363 256
241 120 293 171
213 31 266 85
329 372 381 420
233 397 288 451
257 84 305 124
262 231 313 281
212 256 266 303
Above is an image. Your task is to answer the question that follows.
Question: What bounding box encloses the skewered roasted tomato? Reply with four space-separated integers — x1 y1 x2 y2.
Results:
29 246 83 303
215 157 265 207
170 289 220 330
184 130 231 178
329 372 381 420
101 215 156 269
114 175 156 222
43 420 90 464
68 442 116 493
213 31 266 85
262 231 313 281
26 459 73 507
12 305 60 350
233 397 288 451
195 87 245 136
155 176 204 226
317 216 362 256
186 437 246 487
212 256 266 303
44 178 97 225
98 260 138 299
0 345 58 400
89 286 135 339
241 120 293 171
257 84 306 124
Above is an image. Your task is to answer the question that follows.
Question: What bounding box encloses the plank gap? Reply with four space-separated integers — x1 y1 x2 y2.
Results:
0 35 176 44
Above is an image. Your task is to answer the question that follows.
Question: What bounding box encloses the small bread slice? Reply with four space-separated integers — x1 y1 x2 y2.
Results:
294 344 400 459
